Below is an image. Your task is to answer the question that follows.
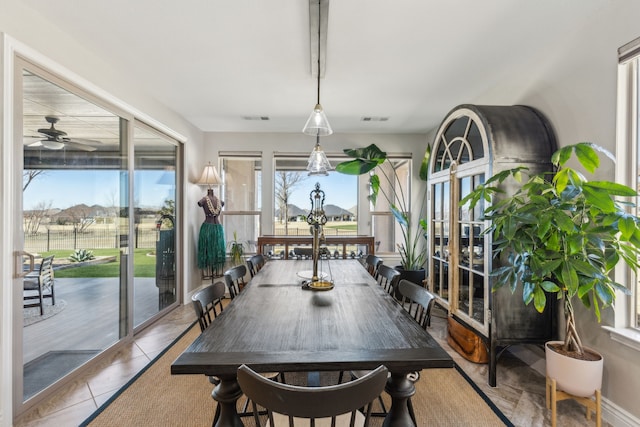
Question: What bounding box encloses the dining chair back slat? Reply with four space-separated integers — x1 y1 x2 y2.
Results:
238 364 388 427
191 281 226 332
246 254 266 278
224 264 248 299
397 279 436 329
376 264 401 297
363 255 382 278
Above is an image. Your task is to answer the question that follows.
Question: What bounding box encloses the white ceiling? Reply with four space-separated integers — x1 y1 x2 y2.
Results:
21 0 606 135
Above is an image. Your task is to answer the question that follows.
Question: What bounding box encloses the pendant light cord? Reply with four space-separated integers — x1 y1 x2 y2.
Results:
316 0 321 105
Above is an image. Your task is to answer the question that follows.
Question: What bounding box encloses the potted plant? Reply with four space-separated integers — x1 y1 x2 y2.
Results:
336 144 431 284
461 142 640 397
227 231 245 266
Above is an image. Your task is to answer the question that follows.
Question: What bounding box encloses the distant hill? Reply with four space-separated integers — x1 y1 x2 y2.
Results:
276 203 355 221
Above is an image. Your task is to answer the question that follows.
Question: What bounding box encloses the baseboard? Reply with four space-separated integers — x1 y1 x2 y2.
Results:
602 398 640 427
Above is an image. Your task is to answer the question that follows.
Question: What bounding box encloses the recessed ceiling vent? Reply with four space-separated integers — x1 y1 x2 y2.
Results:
242 116 270 121
361 116 389 122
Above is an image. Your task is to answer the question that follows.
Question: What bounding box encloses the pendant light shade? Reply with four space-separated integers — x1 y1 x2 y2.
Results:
303 103 333 136
307 137 332 176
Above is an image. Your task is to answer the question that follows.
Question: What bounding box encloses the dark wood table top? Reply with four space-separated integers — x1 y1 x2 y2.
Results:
171 259 453 377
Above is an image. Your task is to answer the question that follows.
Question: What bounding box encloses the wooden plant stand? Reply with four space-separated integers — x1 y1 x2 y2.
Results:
546 376 601 427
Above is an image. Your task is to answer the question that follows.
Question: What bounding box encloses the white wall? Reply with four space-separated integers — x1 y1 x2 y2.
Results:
200 132 428 265
0 2 205 424
465 2 640 423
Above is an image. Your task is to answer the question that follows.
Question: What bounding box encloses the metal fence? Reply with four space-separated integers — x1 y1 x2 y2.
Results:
24 226 158 252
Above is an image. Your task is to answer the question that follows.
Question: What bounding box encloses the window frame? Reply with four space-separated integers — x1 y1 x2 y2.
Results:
218 152 262 254
606 36 640 350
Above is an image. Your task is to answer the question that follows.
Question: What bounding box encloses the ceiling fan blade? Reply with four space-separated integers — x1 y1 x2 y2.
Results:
63 141 97 152
24 141 44 149
66 137 102 146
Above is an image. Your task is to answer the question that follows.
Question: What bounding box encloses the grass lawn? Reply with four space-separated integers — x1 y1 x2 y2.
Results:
324 224 357 231
42 248 157 278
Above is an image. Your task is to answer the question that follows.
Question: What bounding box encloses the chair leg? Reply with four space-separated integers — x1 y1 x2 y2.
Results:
38 287 44 316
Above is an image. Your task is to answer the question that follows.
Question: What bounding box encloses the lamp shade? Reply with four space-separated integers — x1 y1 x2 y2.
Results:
306 140 332 176
302 103 333 137
196 163 222 187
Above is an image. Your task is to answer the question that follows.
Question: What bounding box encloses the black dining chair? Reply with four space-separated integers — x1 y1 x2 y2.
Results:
191 281 225 332
363 254 382 278
246 254 266 278
238 364 388 427
397 279 436 329
223 264 248 299
376 264 401 297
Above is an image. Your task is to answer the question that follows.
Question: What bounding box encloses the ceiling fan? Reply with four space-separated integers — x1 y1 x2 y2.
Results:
24 116 102 152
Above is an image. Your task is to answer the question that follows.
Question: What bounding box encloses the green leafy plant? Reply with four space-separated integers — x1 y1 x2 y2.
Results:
69 248 95 263
227 231 245 266
462 142 640 356
336 144 431 270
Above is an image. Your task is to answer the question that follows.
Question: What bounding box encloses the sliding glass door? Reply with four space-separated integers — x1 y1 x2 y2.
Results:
21 68 127 402
133 124 178 328
15 60 181 413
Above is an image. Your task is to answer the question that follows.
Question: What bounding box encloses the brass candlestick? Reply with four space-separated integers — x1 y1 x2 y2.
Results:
306 183 333 289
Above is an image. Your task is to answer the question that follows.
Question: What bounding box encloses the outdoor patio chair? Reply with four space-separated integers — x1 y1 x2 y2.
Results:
23 255 55 316
238 364 388 427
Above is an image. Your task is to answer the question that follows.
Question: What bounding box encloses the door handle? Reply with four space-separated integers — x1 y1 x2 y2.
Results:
16 251 34 278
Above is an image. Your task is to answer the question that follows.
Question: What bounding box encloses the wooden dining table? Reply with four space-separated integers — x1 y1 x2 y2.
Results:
171 259 454 427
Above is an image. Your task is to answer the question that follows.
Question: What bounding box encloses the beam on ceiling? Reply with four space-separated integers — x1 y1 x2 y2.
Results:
309 0 329 78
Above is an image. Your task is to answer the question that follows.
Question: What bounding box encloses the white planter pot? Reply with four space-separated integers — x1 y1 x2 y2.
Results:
545 341 603 397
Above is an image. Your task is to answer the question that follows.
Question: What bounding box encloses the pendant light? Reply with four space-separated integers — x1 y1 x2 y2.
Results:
306 135 332 176
302 0 332 137
304 0 333 175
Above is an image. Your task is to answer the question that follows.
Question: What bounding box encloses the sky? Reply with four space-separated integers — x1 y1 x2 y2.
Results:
286 172 357 210
23 170 173 211
23 169 357 211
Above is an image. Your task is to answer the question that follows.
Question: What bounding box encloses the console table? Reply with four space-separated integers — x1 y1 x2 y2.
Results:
257 235 375 259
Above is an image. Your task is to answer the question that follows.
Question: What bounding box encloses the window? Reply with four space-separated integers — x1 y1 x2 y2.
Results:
370 157 411 254
615 37 640 335
219 153 262 253
273 155 357 237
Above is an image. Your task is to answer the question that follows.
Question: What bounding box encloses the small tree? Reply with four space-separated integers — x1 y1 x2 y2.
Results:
275 171 308 234
24 200 52 235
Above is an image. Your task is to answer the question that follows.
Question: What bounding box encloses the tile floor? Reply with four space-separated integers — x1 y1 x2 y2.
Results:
14 302 605 427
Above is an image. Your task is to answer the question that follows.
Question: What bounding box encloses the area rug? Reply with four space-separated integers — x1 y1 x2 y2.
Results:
81 324 513 426
24 349 99 400
23 299 66 327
